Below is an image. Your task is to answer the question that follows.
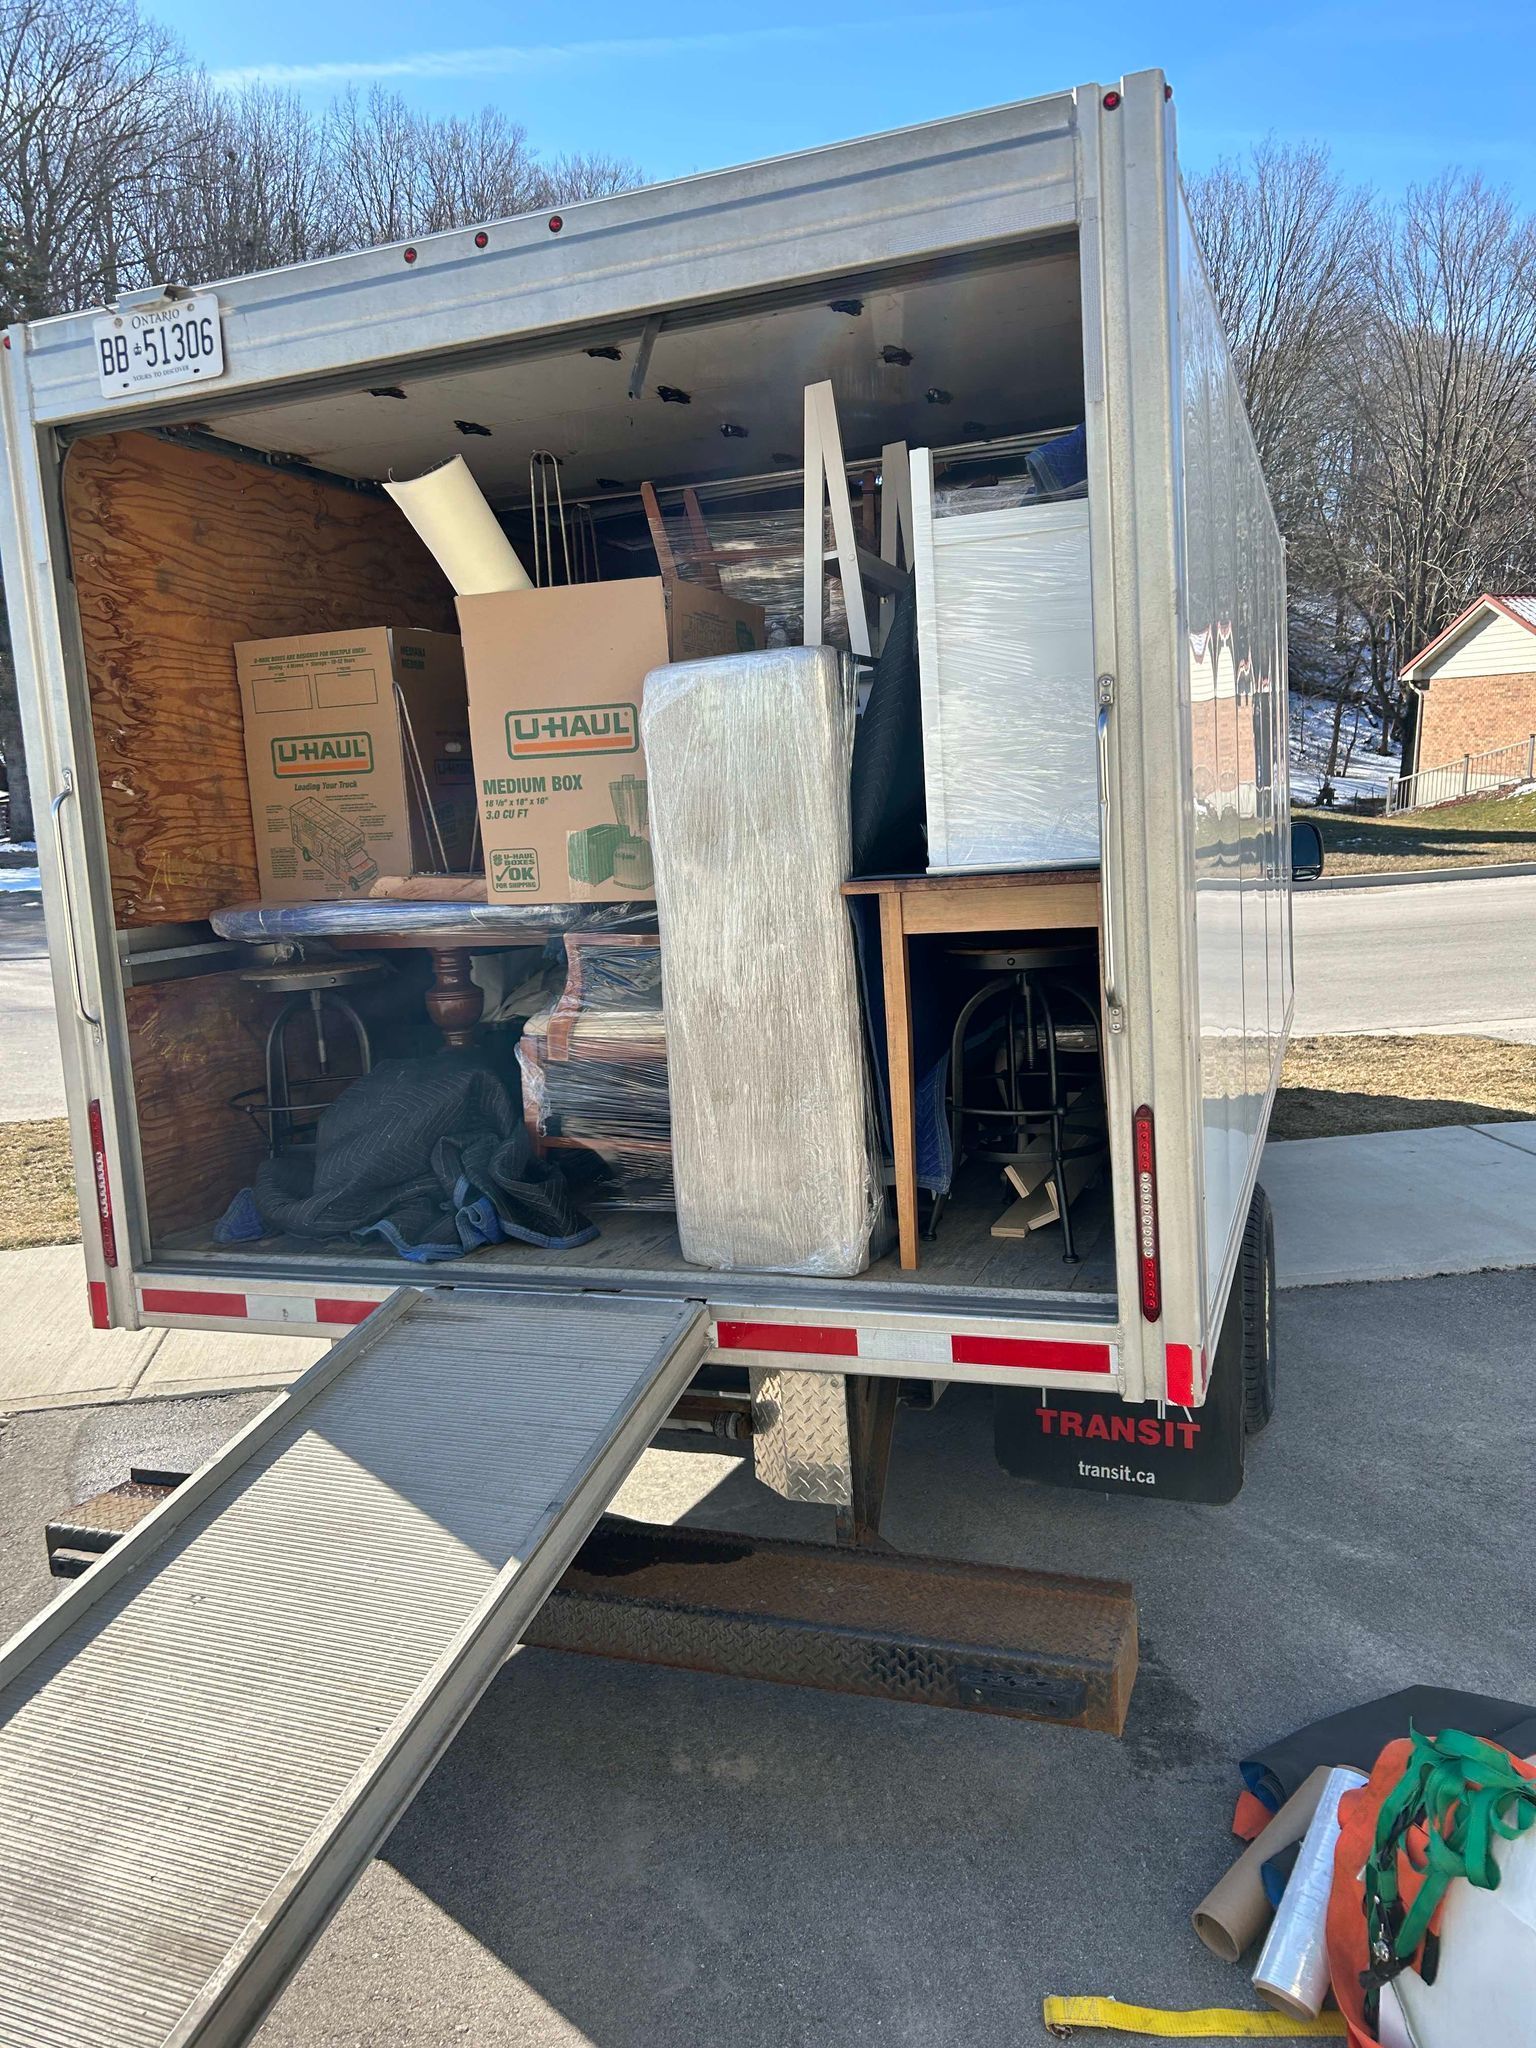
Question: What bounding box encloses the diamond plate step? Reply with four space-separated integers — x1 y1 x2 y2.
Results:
526 1516 1138 1733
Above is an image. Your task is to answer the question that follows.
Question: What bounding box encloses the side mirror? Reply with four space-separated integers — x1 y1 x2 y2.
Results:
1291 818 1324 881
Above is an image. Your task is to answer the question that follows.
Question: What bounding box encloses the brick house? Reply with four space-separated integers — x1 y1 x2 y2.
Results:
1400 594 1536 780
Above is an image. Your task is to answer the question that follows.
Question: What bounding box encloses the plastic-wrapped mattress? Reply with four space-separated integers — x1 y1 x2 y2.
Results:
643 644 880 1277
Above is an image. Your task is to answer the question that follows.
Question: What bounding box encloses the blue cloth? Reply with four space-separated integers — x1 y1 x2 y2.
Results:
213 1186 264 1242
1025 423 1087 497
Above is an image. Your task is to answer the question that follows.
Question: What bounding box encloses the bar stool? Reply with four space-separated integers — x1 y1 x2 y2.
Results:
235 957 384 1156
944 941 1103 1261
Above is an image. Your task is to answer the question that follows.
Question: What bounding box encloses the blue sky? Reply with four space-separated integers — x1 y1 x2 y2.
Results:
149 1 1535 205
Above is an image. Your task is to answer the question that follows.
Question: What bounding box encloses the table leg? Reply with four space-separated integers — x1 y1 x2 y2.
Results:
425 946 483 1049
879 893 919 1270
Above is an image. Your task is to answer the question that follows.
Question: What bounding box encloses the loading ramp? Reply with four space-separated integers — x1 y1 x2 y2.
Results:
0 1287 709 2048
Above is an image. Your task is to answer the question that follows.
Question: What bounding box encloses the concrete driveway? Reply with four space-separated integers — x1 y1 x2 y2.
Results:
0 894 64 1120
2 1267 1530 2047
1293 871 1536 1040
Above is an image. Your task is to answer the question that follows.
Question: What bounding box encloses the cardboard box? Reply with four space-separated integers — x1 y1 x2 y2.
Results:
235 627 474 901
458 577 764 903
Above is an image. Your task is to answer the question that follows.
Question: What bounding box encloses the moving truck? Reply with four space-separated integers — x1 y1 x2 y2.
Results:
0 70 1297 2046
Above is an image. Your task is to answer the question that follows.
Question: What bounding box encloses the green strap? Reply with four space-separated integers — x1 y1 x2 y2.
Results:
1366 1726 1536 1966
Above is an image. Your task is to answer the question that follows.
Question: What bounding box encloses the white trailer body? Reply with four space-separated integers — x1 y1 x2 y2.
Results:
0 69 1289 1417
0 67 1292 2048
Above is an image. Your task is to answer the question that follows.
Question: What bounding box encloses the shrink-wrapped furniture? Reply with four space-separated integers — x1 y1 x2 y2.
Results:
642 645 881 1276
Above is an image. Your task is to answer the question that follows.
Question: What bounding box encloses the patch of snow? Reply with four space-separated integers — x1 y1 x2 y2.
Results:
1288 696 1399 805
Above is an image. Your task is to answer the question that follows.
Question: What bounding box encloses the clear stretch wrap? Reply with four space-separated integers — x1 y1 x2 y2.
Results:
210 899 654 943
643 645 881 1276
911 456 1099 872
516 934 672 1210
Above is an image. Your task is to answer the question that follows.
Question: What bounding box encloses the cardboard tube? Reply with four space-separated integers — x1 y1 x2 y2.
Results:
1253 1765 1369 2017
1192 1765 1335 1962
384 456 532 595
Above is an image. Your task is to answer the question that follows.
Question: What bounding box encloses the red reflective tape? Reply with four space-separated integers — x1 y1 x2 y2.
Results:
140 1287 248 1319
714 1320 859 1358
1165 1342 1197 1405
87 1279 111 1330
950 1334 1113 1374
315 1297 376 1326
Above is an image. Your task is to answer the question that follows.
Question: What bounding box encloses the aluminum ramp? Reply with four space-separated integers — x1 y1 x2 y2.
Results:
0 1287 708 2048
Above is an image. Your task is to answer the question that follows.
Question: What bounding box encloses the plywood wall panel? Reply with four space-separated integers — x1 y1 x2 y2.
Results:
123 975 269 1240
66 430 454 927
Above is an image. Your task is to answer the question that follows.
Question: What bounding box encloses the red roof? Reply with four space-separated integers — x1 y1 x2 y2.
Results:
1402 594 1536 677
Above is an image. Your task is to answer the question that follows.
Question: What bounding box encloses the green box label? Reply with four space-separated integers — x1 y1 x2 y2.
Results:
506 702 638 760
491 848 540 893
271 730 374 778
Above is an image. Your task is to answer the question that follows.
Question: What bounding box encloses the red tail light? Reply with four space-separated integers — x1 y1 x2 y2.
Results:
87 1098 118 1268
1132 1104 1161 1321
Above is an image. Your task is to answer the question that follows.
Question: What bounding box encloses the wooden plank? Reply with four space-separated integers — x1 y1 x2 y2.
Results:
843 867 1100 895
900 879 1100 935
640 482 677 579
991 1155 1101 1238
124 975 270 1241
65 430 455 928
878 891 920 1271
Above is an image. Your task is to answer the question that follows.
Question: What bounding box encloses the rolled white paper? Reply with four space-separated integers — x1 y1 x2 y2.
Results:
1252 1764 1368 2018
384 455 532 595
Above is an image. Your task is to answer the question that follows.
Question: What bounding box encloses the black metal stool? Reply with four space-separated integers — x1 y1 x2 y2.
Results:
944 941 1103 1261
235 957 384 1156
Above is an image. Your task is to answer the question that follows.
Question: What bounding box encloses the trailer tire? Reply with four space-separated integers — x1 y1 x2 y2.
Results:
1240 1184 1277 1436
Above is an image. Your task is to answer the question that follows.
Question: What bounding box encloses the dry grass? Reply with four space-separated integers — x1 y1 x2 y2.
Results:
1272 1035 1536 1141
1301 792 1536 874
0 1119 81 1251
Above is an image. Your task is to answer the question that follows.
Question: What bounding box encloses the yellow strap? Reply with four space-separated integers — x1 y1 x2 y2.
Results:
1042 1998 1348 2039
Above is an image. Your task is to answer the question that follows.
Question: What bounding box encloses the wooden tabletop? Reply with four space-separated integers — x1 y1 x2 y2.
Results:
842 867 1100 896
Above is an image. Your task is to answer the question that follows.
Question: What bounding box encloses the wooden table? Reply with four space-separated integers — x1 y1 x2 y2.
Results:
842 868 1102 1270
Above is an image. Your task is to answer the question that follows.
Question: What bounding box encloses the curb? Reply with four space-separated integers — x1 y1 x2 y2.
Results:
1296 858 1536 892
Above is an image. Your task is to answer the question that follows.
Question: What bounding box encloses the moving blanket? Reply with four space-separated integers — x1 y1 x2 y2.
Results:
643 645 881 1276
218 1053 597 1259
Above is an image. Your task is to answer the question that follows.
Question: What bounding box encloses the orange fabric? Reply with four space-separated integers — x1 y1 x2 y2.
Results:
1325 1739 1536 2048
1232 1788 1272 1841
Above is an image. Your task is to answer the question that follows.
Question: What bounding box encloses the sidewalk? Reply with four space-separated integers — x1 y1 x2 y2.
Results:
3 1121 1535 1410
0 1245 327 1413
1264 1120 1536 1288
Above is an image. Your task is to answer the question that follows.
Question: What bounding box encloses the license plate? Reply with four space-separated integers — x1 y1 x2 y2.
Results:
93 294 224 398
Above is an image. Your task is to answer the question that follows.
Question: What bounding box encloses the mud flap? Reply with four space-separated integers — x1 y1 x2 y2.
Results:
993 1312 1245 1505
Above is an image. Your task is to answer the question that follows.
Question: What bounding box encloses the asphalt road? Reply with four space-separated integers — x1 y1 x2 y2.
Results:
3 1268 1532 2047
1292 871 1536 1040
0 894 63 1121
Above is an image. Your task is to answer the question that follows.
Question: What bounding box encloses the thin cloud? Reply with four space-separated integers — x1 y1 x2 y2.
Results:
211 14 1006 91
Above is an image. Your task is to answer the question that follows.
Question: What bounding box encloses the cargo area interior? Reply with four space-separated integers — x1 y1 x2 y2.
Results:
69 228 1119 1310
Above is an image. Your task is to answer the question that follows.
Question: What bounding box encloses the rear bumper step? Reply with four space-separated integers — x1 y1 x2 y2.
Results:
528 1516 1137 1734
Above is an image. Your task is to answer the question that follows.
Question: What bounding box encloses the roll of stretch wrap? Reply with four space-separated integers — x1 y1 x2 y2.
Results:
384 456 532 595
1192 1766 1335 1963
1252 1766 1369 2018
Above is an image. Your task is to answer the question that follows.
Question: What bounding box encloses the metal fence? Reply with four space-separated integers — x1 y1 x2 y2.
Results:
1386 733 1536 815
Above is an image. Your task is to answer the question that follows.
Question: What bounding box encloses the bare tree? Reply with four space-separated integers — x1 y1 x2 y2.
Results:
0 0 181 319
1187 139 1370 488
127 80 334 288
1343 173 1536 693
323 86 640 253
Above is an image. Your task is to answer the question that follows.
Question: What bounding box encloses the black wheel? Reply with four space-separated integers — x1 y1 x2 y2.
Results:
1240 1184 1277 1435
